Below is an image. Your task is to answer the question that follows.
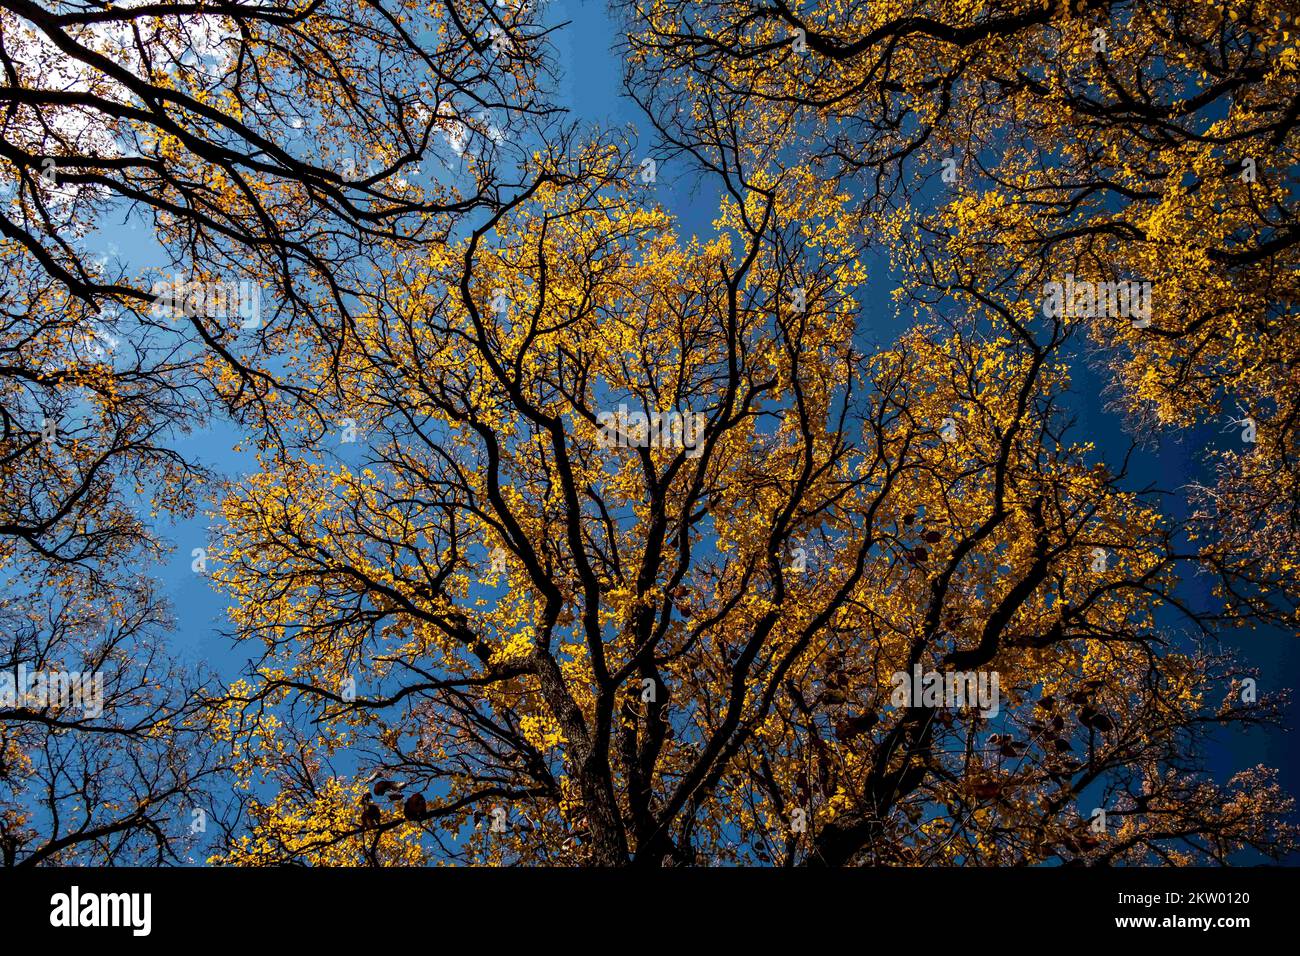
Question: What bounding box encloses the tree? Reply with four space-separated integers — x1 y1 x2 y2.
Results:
207 133 1296 865
7 0 1296 868
624 0 1300 599
0 0 552 865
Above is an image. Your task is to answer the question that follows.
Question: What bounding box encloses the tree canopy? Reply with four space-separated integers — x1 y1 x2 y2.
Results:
2 0 1297 866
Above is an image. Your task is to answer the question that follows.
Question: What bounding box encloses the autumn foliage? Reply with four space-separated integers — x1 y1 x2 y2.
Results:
2 1 1298 866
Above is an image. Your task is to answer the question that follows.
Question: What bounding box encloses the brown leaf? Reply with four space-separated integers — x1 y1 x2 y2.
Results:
361 802 381 830
403 792 428 821
834 713 879 740
970 780 1003 799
